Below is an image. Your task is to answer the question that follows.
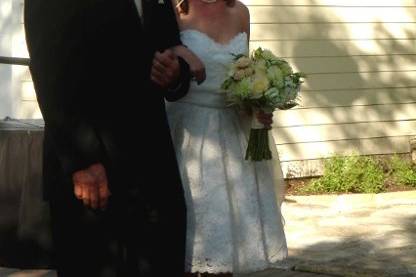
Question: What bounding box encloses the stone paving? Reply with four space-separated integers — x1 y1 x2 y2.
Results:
281 191 416 276
1 190 415 277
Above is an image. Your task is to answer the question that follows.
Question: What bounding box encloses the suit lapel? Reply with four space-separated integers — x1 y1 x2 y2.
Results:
141 0 153 33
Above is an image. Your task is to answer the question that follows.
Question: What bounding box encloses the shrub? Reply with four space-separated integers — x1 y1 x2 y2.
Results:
301 154 385 194
389 155 416 187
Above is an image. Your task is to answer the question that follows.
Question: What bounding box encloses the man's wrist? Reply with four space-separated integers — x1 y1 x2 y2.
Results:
168 79 182 92
164 56 191 101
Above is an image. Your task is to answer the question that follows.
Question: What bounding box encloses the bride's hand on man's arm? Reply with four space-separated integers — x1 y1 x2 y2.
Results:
172 45 206 85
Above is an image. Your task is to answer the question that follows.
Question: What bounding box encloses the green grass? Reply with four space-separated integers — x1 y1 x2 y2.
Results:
299 154 416 194
389 155 416 187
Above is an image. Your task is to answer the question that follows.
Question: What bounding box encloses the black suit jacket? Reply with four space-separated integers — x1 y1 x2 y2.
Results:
24 0 190 199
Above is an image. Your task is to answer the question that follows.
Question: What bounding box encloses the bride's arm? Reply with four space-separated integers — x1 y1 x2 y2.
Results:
169 0 206 84
172 45 206 84
236 2 273 128
237 1 250 43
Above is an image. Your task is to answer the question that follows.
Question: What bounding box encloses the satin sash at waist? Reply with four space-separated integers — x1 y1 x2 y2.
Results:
177 90 231 109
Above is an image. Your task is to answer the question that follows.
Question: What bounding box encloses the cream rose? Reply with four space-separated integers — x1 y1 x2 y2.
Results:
252 72 270 96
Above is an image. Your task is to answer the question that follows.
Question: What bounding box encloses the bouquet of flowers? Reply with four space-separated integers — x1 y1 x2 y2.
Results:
221 47 305 161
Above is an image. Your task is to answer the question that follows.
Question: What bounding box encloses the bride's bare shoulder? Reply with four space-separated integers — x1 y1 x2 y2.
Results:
232 1 250 34
234 1 250 17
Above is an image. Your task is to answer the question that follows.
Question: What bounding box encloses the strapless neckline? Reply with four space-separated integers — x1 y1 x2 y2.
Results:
178 28 248 97
180 29 247 48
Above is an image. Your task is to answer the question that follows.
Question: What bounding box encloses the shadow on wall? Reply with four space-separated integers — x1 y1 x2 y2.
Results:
251 1 416 162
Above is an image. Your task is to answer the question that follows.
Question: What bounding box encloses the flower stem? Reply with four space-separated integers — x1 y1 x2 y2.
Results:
245 128 272 161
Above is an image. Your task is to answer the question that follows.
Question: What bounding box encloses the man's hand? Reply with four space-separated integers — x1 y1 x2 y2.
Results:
73 163 111 210
150 49 181 89
256 110 274 129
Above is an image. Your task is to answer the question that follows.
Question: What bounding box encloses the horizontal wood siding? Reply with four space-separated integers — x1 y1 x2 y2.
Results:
242 0 416 176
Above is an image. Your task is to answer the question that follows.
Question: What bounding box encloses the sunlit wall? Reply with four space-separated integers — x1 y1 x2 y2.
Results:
242 0 416 176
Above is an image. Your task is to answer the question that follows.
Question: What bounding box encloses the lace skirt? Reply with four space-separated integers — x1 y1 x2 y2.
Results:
166 99 288 274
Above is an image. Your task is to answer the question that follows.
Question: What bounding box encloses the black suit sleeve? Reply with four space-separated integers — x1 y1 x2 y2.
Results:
25 3 103 177
152 0 191 101
164 56 191 102
154 0 182 50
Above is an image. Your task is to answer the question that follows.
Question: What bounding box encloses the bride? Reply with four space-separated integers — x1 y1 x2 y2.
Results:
166 0 288 275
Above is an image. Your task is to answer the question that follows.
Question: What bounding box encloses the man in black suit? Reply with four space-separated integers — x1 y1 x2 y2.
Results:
24 0 190 276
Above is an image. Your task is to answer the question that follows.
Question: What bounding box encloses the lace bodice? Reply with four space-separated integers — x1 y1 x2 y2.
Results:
180 29 248 95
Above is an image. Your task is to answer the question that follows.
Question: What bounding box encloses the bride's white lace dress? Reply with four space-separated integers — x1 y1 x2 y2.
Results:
166 29 288 274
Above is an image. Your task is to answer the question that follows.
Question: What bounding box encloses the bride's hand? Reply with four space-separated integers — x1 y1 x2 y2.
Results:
255 110 274 129
189 57 206 85
172 45 206 84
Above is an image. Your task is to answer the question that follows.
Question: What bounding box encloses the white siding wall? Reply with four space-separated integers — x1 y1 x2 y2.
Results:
0 0 15 118
242 0 416 177
0 0 40 119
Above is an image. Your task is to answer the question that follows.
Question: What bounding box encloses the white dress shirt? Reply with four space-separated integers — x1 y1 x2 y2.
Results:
133 0 143 22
